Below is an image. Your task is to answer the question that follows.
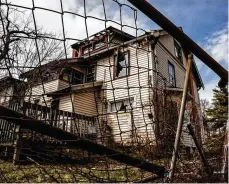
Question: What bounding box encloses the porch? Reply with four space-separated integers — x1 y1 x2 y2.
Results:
0 101 97 145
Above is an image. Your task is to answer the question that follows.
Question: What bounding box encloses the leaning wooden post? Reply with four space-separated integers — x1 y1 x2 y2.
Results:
187 123 212 175
13 125 21 165
169 54 193 181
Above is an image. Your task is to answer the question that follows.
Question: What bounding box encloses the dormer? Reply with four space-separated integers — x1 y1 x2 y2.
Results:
71 26 135 58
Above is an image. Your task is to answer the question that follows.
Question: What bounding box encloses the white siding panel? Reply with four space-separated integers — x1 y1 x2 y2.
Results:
59 95 73 112
25 80 59 106
73 91 102 116
58 80 69 89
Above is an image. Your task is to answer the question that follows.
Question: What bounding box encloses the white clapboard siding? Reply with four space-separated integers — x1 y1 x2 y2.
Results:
58 80 69 89
109 112 132 143
73 91 102 116
91 34 202 146
59 95 74 112
25 80 59 106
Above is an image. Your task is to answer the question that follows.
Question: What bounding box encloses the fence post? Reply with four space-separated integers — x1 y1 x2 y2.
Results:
13 125 21 165
169 54 193 181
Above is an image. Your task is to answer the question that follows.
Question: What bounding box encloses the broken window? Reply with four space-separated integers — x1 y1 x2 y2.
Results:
86 64 96 83
168 61 175 86
115 51 129 78
110 98 135 112
174 40 182 63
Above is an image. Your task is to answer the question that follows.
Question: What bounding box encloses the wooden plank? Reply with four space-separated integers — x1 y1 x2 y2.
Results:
0 105 165 177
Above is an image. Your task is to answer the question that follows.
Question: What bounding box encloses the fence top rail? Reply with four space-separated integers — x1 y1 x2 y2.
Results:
10 102 97 120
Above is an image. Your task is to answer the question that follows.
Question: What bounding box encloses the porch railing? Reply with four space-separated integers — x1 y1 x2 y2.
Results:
0 102 97 144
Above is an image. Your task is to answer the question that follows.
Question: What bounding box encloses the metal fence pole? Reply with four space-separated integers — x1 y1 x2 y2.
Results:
169 54 193 181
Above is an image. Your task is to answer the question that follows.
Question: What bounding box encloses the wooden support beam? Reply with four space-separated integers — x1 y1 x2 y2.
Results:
0 105 165 177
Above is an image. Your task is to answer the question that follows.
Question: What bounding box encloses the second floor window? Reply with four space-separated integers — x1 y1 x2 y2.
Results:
174 40 182 63
115 51 129 78
61 68 83 85
168 61 175 86
86 65 96 82
71 70 83 84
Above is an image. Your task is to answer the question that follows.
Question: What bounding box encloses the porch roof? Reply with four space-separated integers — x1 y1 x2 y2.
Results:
46 81 103 97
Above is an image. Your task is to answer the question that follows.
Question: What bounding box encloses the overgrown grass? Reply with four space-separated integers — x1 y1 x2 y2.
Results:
0 160 155 182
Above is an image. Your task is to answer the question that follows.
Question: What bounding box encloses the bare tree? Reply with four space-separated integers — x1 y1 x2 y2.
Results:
0 2 65 79
200 98 210 136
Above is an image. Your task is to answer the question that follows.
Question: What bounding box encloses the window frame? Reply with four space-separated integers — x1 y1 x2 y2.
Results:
110 97 135 113
86 64 96 83
168 61 176 87
80 36 107 56
71 69 84 85
60 68 84 85
113 50 130 79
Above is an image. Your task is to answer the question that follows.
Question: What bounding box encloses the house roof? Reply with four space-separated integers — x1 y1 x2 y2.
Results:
20 58 83 78
71 26 135 48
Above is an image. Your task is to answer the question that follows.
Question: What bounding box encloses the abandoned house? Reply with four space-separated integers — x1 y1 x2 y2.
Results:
0 26 204 149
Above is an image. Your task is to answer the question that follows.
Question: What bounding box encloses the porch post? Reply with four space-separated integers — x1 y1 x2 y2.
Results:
169 53 193 181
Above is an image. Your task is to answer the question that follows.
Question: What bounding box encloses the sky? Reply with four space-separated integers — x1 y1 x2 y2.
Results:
4 0 228 102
